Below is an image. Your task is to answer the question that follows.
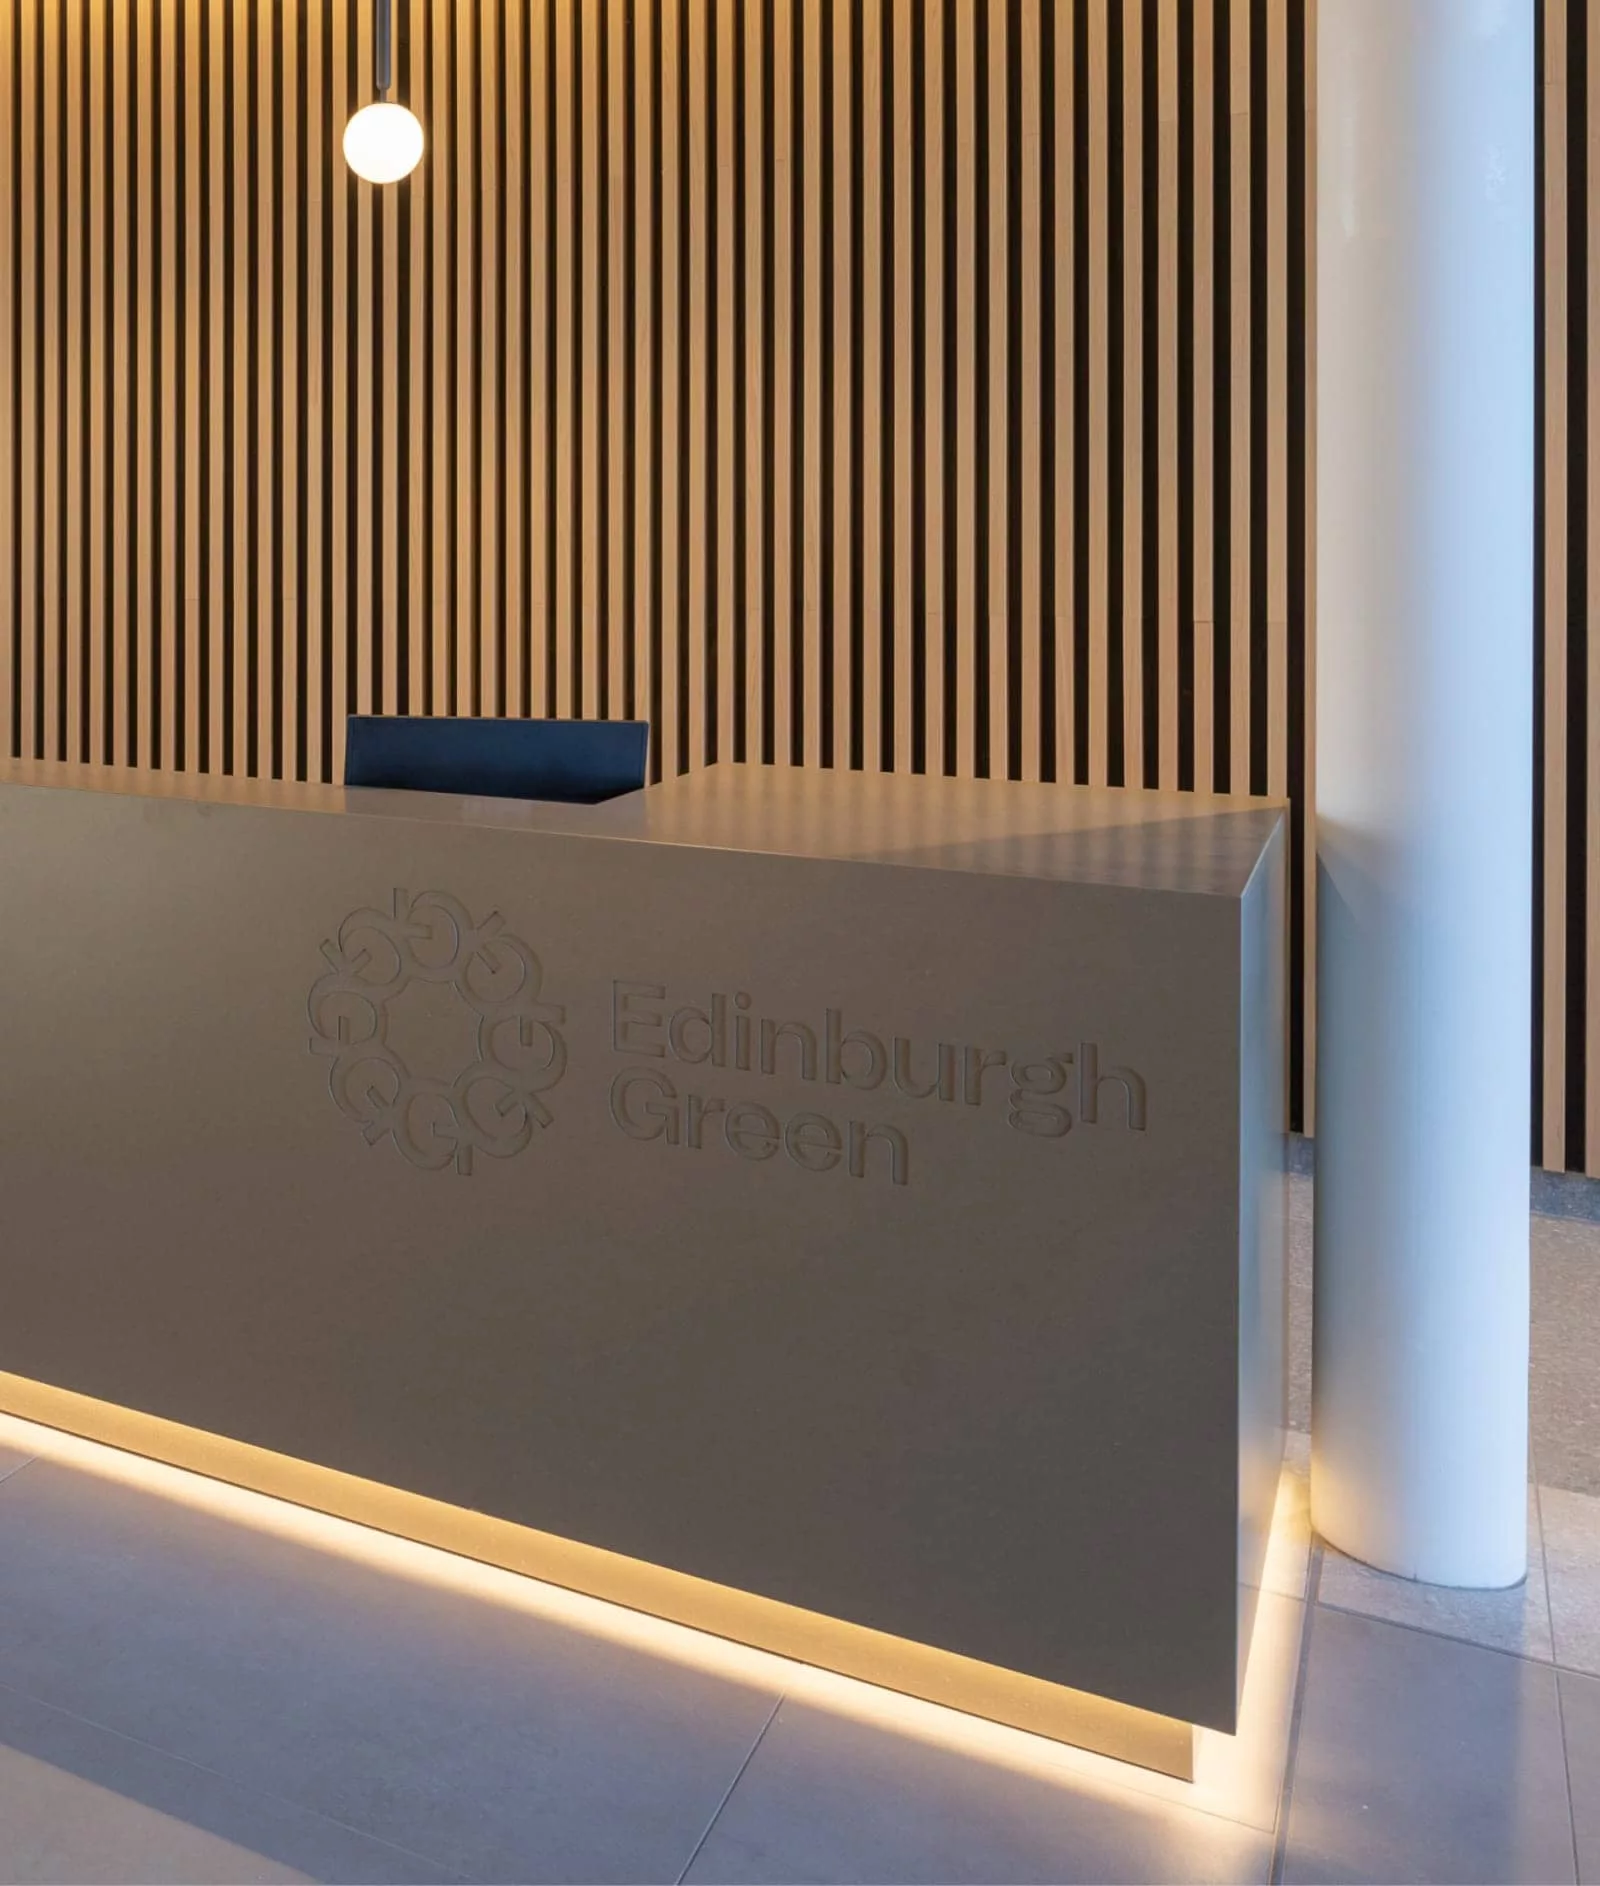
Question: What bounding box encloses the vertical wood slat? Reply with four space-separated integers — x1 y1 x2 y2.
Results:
257 0 277 774
329 0 351 779
1192 0 1216 792
283 0 301 758
229 0 250 774
685 0 708 764
1018 0 1042 784
41 0 61 761
580 0 600 723
800 0 822 769
184 0 204 776
1588 0 1600 1173
659 0 683 776
610 0 630 727
158 0 177 773
307 0 326 774
1265 0 1288 800
831 0 852 771
1051 0 1076 787
1156 0 1179 792
480 0 500 720
405 0 427 728
0 0 12 762
633 0 653 739
64 0 83 767
893 0 916 777
913 0 935 777
1121 0 1143 788
954 0 977 778
148 0 161 763
1228 0 1250 797
133 0 153 767
429 0 451 726
1301 0 1317 1133
742 0 765 753
380 71 400 720
530 0 552 721
18 0 38 760
988 0 1009 779
207 0 226 776
1544 0 1570 1171
1086 0 1109 786
86 0 106 766
767 0 791 767
450 0 472 719
552 0 575 722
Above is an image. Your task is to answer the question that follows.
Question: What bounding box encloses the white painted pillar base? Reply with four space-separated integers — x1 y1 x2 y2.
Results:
1313 0 1534 1587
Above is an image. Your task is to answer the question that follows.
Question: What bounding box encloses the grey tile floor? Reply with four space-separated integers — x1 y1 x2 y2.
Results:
0 1171 1594 1884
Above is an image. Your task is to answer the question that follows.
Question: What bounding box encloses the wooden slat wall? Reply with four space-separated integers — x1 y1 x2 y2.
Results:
0 0 1316 1130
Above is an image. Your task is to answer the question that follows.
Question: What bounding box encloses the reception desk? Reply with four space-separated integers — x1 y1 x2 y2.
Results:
0 758 1287 1778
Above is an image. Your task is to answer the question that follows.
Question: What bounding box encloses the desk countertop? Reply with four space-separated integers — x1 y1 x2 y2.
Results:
0 757 1284 898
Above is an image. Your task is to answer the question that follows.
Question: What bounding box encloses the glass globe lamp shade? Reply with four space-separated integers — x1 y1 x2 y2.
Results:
343 103 424 184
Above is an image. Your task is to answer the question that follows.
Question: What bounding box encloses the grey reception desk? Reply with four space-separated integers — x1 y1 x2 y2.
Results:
0 759 1287 1778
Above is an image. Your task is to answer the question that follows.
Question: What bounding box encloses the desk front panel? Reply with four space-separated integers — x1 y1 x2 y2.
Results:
0 782 1264 1731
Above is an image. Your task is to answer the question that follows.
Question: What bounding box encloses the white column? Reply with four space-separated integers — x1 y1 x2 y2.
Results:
1314 0 1534 1586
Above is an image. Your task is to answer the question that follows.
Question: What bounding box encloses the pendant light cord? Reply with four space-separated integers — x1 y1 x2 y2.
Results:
375 0 392 100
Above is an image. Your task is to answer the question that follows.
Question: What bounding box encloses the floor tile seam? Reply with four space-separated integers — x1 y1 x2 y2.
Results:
1539 1478 1600 1504
748 1685 1300 1844
1534 1478 1564 1674
1535 1478 1600 1679
1538 1483 1600 1543
0 1668 480 1884
1553 1664 1585 1886
672 1690 784 1886
1539 1522 1562 1672
1310 1591 1560 1668
0 1457 37 1492
1268 1543 1321 1886
0 1554 1300 1854
1076 1748 1288 1841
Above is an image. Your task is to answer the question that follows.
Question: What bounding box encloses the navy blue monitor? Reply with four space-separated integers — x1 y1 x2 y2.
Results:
345 716 650 806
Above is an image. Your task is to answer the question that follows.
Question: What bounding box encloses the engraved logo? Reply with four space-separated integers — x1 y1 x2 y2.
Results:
309 889 566 1175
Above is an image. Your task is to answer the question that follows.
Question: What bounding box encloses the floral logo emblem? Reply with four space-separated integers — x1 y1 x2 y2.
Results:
308 889 566 1175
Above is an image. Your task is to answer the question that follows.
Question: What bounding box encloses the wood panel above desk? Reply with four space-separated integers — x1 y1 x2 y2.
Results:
0 0 1319 1136
2 0 1593 1173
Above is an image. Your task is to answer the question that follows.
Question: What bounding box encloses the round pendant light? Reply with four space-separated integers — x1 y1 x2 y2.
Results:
345 0 423 184
344 102 425 184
